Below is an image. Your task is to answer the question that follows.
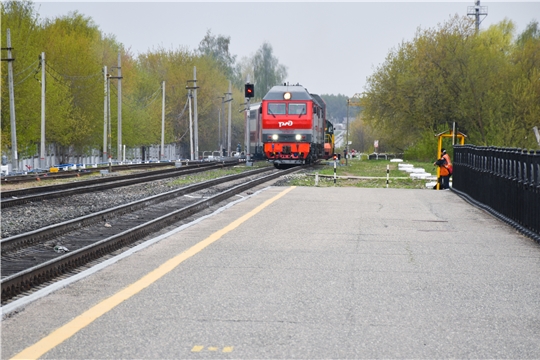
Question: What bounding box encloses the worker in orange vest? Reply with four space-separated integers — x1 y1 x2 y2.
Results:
434 148 453 189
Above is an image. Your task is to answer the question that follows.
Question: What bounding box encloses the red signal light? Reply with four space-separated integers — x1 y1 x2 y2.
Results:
245 83 254 98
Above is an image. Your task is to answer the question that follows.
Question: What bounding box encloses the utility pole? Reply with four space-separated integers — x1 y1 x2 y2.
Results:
161 81 165 161
103 66 108 163
193 67 199 160
346 98 350 166
107 73 112 172
105 67 122 168
188 90 194 160
227 81 232 156
116 53 122 163
40 52 46 170
186 69 199 160
467 0 488 33
221 93 233 156
218 96 224 154
2 29 18 171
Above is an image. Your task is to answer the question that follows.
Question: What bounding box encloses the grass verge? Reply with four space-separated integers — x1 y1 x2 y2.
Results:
287 159 436 189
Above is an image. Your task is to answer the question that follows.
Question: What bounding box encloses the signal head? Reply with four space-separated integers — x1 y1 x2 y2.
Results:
245 83 254 98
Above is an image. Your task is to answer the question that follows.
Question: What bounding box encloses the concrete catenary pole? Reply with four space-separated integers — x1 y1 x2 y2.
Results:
227 81 232 155
346 98 350 166
40 52 46 169
6 29 18 171
188 90 194 161
117 53 122 163
107 74 112 172
193 67 199 160
103 66 108 163
218 96 223 152
161 81 165 161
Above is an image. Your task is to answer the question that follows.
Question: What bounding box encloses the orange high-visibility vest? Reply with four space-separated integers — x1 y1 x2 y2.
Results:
440 153 452 176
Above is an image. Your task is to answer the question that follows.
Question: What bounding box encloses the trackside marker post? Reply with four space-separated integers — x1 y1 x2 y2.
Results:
333 155 337 185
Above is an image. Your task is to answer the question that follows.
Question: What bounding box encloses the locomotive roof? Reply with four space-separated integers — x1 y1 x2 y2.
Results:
310 94 326 111
263 85 312 101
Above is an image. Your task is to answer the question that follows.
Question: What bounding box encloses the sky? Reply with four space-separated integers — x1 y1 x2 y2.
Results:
34 1 540 97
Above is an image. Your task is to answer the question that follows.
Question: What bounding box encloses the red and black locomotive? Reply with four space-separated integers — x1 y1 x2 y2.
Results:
259 84 333 168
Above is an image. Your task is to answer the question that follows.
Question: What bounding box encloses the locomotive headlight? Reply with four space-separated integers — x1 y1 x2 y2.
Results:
283 92 292 100
272 134 279 140
295 134 302 141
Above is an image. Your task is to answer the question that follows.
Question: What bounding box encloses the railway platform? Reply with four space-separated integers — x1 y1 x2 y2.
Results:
2 186 540 359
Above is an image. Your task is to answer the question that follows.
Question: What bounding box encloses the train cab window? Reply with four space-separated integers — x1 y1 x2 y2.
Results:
288 103 306 115
268 103 286 115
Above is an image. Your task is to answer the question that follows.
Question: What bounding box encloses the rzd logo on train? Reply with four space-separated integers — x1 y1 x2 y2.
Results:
278 121 293 128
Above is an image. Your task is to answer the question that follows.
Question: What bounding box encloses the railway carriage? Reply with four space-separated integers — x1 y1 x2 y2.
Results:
261 84 333 168
246 102 264 160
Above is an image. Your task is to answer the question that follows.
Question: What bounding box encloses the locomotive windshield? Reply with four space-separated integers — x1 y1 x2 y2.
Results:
268 103 286 115
288 103 306 115
267 103 306 115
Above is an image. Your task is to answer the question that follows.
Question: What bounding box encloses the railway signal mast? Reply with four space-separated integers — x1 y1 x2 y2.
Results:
244 82 254 165
467 0 488 33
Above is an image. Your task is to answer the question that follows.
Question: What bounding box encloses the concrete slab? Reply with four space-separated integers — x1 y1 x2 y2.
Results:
2 187 539 359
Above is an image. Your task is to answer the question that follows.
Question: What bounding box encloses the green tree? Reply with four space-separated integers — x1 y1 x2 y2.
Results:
197 29 238 83
252 42 287 99
41 12 104 159
362 15 540 157
320 94 360 124
1 0 43 156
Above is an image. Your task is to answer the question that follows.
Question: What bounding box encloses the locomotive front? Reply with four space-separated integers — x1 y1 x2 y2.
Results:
261 85 325 168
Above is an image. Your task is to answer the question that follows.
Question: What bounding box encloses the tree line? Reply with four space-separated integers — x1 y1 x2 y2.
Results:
360 15 540 159
1 1 288 162
3 2 538 164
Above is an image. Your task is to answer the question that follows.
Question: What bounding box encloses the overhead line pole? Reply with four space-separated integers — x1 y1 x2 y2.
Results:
106 67 122 168
188 90 194 160
103 66 108 163
107 73 112 172
193 67 199 160
2 29 18 171
346 98 350 166
217 96 224 154
227 81 232 156
161 80 165 161
40 52 46 170
116 53 122 163
186 76 199 160
186 67 199 160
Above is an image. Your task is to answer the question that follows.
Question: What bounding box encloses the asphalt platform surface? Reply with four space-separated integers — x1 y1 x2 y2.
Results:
2 186 539 359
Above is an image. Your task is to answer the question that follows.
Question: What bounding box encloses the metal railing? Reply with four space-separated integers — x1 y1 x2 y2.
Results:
453 145 539 243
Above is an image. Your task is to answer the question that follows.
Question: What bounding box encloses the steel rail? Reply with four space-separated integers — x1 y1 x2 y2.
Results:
0 161 176 184
0 166 273 255
1 161 241 208
1 161 236 198
1 166 300 303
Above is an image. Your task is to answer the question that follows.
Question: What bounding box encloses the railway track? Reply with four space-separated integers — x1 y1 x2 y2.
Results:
1 165 301 305
1 160 239 208
0 160 181 184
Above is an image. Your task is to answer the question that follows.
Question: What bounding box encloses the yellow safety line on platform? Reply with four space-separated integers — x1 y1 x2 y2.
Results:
11 186 296 360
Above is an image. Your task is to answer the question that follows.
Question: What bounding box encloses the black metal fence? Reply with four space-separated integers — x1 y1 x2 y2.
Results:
453 145 540 244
